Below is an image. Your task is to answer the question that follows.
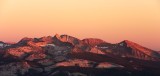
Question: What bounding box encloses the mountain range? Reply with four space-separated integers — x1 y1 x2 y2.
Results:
0 34 160 76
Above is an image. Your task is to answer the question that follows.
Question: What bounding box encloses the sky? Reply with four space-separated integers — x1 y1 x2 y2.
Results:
0 0 160 50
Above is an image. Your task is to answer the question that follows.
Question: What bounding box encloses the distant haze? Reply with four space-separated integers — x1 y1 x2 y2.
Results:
0 0 160 51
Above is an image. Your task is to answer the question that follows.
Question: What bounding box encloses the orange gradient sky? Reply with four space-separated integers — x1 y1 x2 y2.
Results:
0 0 160 50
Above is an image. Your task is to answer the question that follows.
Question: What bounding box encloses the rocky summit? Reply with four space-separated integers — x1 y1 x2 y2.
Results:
0 34 160 76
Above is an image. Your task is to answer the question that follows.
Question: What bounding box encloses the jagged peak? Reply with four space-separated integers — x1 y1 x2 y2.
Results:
53 34 67 42
21 37 32 40
18 37 33 43
119 40 138 47
119 40 160 59
60 34 69 37
54 34 80 42
54 34 61 39
60 34 79 40
119 40 150 51
121 40 132 43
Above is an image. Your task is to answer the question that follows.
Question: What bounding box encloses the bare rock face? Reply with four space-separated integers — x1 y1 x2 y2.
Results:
82 38 106 47
4 46 33 59
89 47 106 55
25 53 46 61
53 34 82 45
0 34 160 76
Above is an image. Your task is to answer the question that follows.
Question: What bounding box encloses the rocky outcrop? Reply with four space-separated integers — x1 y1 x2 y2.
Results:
0 41 11 49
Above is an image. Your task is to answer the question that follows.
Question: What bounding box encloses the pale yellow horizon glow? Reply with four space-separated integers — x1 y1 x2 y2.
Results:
0 0 160 50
